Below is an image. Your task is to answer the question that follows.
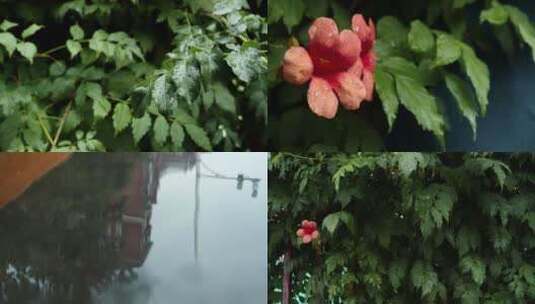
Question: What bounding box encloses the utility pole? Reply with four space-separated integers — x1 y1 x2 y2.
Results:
192 159 261 264
194 161 200 262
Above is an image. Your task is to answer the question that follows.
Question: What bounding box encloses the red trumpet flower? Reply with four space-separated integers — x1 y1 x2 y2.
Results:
296 220 320 244
282 14 376 119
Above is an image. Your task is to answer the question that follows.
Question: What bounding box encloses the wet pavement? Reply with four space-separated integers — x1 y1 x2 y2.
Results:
0 153 267 304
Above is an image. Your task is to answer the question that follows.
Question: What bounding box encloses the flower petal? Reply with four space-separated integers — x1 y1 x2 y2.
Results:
282 47 314 85
303 235 312 244
311 231 319 239
352 14 373 42
362 50 377 73
362 69 375 101
335 30 361 66
348 58 363 78
296 228 305 237
303 220 316 229
308 17 339 50
369 19 376 42
307 77 339 119
333 72 366 110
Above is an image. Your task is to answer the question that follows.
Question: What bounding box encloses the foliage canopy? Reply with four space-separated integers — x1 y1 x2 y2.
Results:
0 0 267 151
269 152 535 303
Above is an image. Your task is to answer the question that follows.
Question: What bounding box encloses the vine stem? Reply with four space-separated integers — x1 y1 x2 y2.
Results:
40 39 90 56
51 101 72 149
41 45 67 56
35 53 59 64
281 152 317 161
37 114 54 147
282 246 292 304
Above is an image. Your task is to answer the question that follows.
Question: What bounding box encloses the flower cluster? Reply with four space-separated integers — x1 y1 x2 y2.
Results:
282 14 376 119
296 220 319 244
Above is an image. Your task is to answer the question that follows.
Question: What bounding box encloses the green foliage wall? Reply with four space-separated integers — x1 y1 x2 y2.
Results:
268 0 535 151
0 0 267 151
269 153 535 303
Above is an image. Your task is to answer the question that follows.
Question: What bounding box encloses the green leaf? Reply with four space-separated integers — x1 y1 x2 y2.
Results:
21 24 43 39
0 115 22 150
225 46 265 83
171 60 199 103
69 24 85 40
338 211 355 234
322 213 340 234
63 109 82 133
460 255 486 286
305 0 329 19
89 30 108 53
381 57 427 84
170 121 185 149
458 286 481 304
375 67 399 131
410 261 438 297
0 20 17 31
457 226 481 256
325 253 345 275
492 227 512 251
330 1 351 29
212 0 248 15
153 115 169 145
388 259 408 291
132 113 152 144
152 74 170 110
213 82 236 114
174 108 197 125
268 42 286 83
434 34 461 67
49 61 66 76
395 75 445 143
66 40 82 58
377 16 408 47
465 158 510 189
480 4 509 25
408 20 435 53
184 124 212 151
461 45 490 115
16 42 37 63
85 82 103 100
414 184 457 238
282 0 305 32
112 103 132 134
93 97 111 119
0 32 17 56
397 152 426 177
267 0 284 24
445 73 479 139
504 5 535 62
520 264 535 285
202 85 215 110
